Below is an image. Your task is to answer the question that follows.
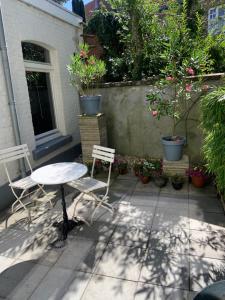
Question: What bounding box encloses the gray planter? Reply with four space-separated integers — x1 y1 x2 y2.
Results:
161 136 185 161
80 95 101 115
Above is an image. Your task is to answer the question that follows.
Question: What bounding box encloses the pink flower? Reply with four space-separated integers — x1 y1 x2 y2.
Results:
152 111 158 117
185 84 192 92
166 76 175 81
186 67 195 76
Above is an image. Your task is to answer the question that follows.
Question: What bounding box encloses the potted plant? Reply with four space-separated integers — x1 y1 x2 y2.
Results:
145 4 213 161
153 172 168 188
139 160 153 184
67 43 106 115
187 165 208 188
131 158 143 176
171 174 185 190
116 156 128 175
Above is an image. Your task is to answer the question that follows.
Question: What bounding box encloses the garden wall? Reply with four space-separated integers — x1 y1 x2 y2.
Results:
94 76 224 162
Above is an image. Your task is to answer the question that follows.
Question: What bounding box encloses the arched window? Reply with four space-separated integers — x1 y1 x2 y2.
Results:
22 42 56 137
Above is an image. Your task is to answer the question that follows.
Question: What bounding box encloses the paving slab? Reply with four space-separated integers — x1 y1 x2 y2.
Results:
95 244 144 281
134 181 160 195
190 256 225 292
134 283 189 300
81 274 137 300
189 210 225 231
129 191 158 207
140 250 190 290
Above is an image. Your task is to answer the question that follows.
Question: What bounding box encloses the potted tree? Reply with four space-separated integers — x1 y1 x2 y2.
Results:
145 3 213 161
67 44 106 115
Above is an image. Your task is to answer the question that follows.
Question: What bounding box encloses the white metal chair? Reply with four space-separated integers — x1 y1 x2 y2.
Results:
67 145 115 224
0 144 53 222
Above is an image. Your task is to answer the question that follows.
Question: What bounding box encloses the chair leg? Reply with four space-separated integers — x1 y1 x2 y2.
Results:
72 192 84 219
90 193 113 224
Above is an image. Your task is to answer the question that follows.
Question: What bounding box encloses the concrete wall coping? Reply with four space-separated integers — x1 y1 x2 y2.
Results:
93 73 225 89
18 0 82 28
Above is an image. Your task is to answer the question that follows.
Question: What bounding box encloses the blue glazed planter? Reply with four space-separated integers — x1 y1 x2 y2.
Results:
161 136 186 161
80 95 101 115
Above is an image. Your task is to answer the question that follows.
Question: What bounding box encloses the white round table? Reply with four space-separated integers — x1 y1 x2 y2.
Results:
31 163 87 242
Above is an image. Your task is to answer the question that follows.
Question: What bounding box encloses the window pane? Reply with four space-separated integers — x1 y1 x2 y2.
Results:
219 7 225 17
26 71 55 135
22 42 50 63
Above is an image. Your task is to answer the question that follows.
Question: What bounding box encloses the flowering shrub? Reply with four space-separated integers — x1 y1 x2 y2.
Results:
145 1 214 137
67 43 106 95
186 166 208 178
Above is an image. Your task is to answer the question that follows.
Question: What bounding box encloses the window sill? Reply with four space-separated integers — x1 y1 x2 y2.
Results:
33 135 72 160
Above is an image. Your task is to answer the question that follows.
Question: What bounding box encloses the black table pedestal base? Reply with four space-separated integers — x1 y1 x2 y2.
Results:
51 184 84 248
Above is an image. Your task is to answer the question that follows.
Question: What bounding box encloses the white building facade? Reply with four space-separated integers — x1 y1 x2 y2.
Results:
0 0 83 210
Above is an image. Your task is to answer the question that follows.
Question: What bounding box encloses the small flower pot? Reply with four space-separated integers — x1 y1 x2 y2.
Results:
154 176 168 188
172 181 184 190
139 175 150 184
191 176 205 188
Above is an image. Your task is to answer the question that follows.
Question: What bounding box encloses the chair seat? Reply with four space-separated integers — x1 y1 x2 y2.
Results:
68 177 108 193
9 176 38 190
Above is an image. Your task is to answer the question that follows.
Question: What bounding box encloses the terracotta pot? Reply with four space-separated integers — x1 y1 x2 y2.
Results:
139 175 150 184
191 176 205 188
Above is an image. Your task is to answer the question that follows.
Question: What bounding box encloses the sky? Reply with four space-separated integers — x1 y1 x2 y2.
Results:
63 0 91 11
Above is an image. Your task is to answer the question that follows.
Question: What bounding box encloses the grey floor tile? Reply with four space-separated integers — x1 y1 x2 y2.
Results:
81 274 137 300
159 182 189 198
0 228 35 259
29 266 74 300
134 181 160 195
140 250 189 290
115 204 155 228
189 196 223 213
157 196 188 210
189 229 225 260
107 189 133 205
189 210 225 231
149 228 189 255
134 283 189 300
188 291 198 300
95 244 144 281
60 271 92 300
0 259 48 299
109 224 150 248
111 179 136 192
190 256 225 292
55 239 106 273
129 192 158 207
189 184 217 199
71 220 115 243
0 255 15 274
6 263 50 300
152 207 189 230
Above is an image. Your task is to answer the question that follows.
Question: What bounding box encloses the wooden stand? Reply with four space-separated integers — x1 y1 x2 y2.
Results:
163 155 189 176
79 113 107 162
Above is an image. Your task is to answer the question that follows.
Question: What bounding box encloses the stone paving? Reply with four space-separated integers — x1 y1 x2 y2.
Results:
0 173 225 300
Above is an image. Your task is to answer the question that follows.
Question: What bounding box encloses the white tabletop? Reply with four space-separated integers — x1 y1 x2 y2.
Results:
31 162 87 185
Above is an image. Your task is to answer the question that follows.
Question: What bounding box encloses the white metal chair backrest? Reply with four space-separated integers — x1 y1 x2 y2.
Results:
91 145 115 186
0 144 32 185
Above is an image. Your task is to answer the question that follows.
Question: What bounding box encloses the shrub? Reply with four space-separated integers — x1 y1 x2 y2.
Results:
200 86 225 193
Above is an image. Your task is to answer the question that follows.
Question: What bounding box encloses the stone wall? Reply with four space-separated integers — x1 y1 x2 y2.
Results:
94 76 224 162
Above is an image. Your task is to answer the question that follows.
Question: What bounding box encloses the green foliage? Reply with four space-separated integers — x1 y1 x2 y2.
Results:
146 0 214 136
201 86 225 193
67 44 106 95
85 10 129 81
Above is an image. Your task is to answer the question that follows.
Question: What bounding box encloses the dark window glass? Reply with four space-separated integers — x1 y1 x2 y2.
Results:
26 71 55 135
22 42 50 63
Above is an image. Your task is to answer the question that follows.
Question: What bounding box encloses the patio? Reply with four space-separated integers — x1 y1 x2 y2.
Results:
0 172 224 300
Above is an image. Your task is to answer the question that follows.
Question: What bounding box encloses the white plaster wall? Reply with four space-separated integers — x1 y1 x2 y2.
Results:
0 0 82 185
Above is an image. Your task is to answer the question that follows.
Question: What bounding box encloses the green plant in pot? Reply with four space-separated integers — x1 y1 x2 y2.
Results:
115 156 128 175
145 1 213 161
67 43 106 115
139 160 153 184
171 174 185 190
154 172 168 188
187 165 208 188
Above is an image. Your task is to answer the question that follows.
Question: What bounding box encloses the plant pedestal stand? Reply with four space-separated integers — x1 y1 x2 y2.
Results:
163 154 189 176
79 113 107 162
